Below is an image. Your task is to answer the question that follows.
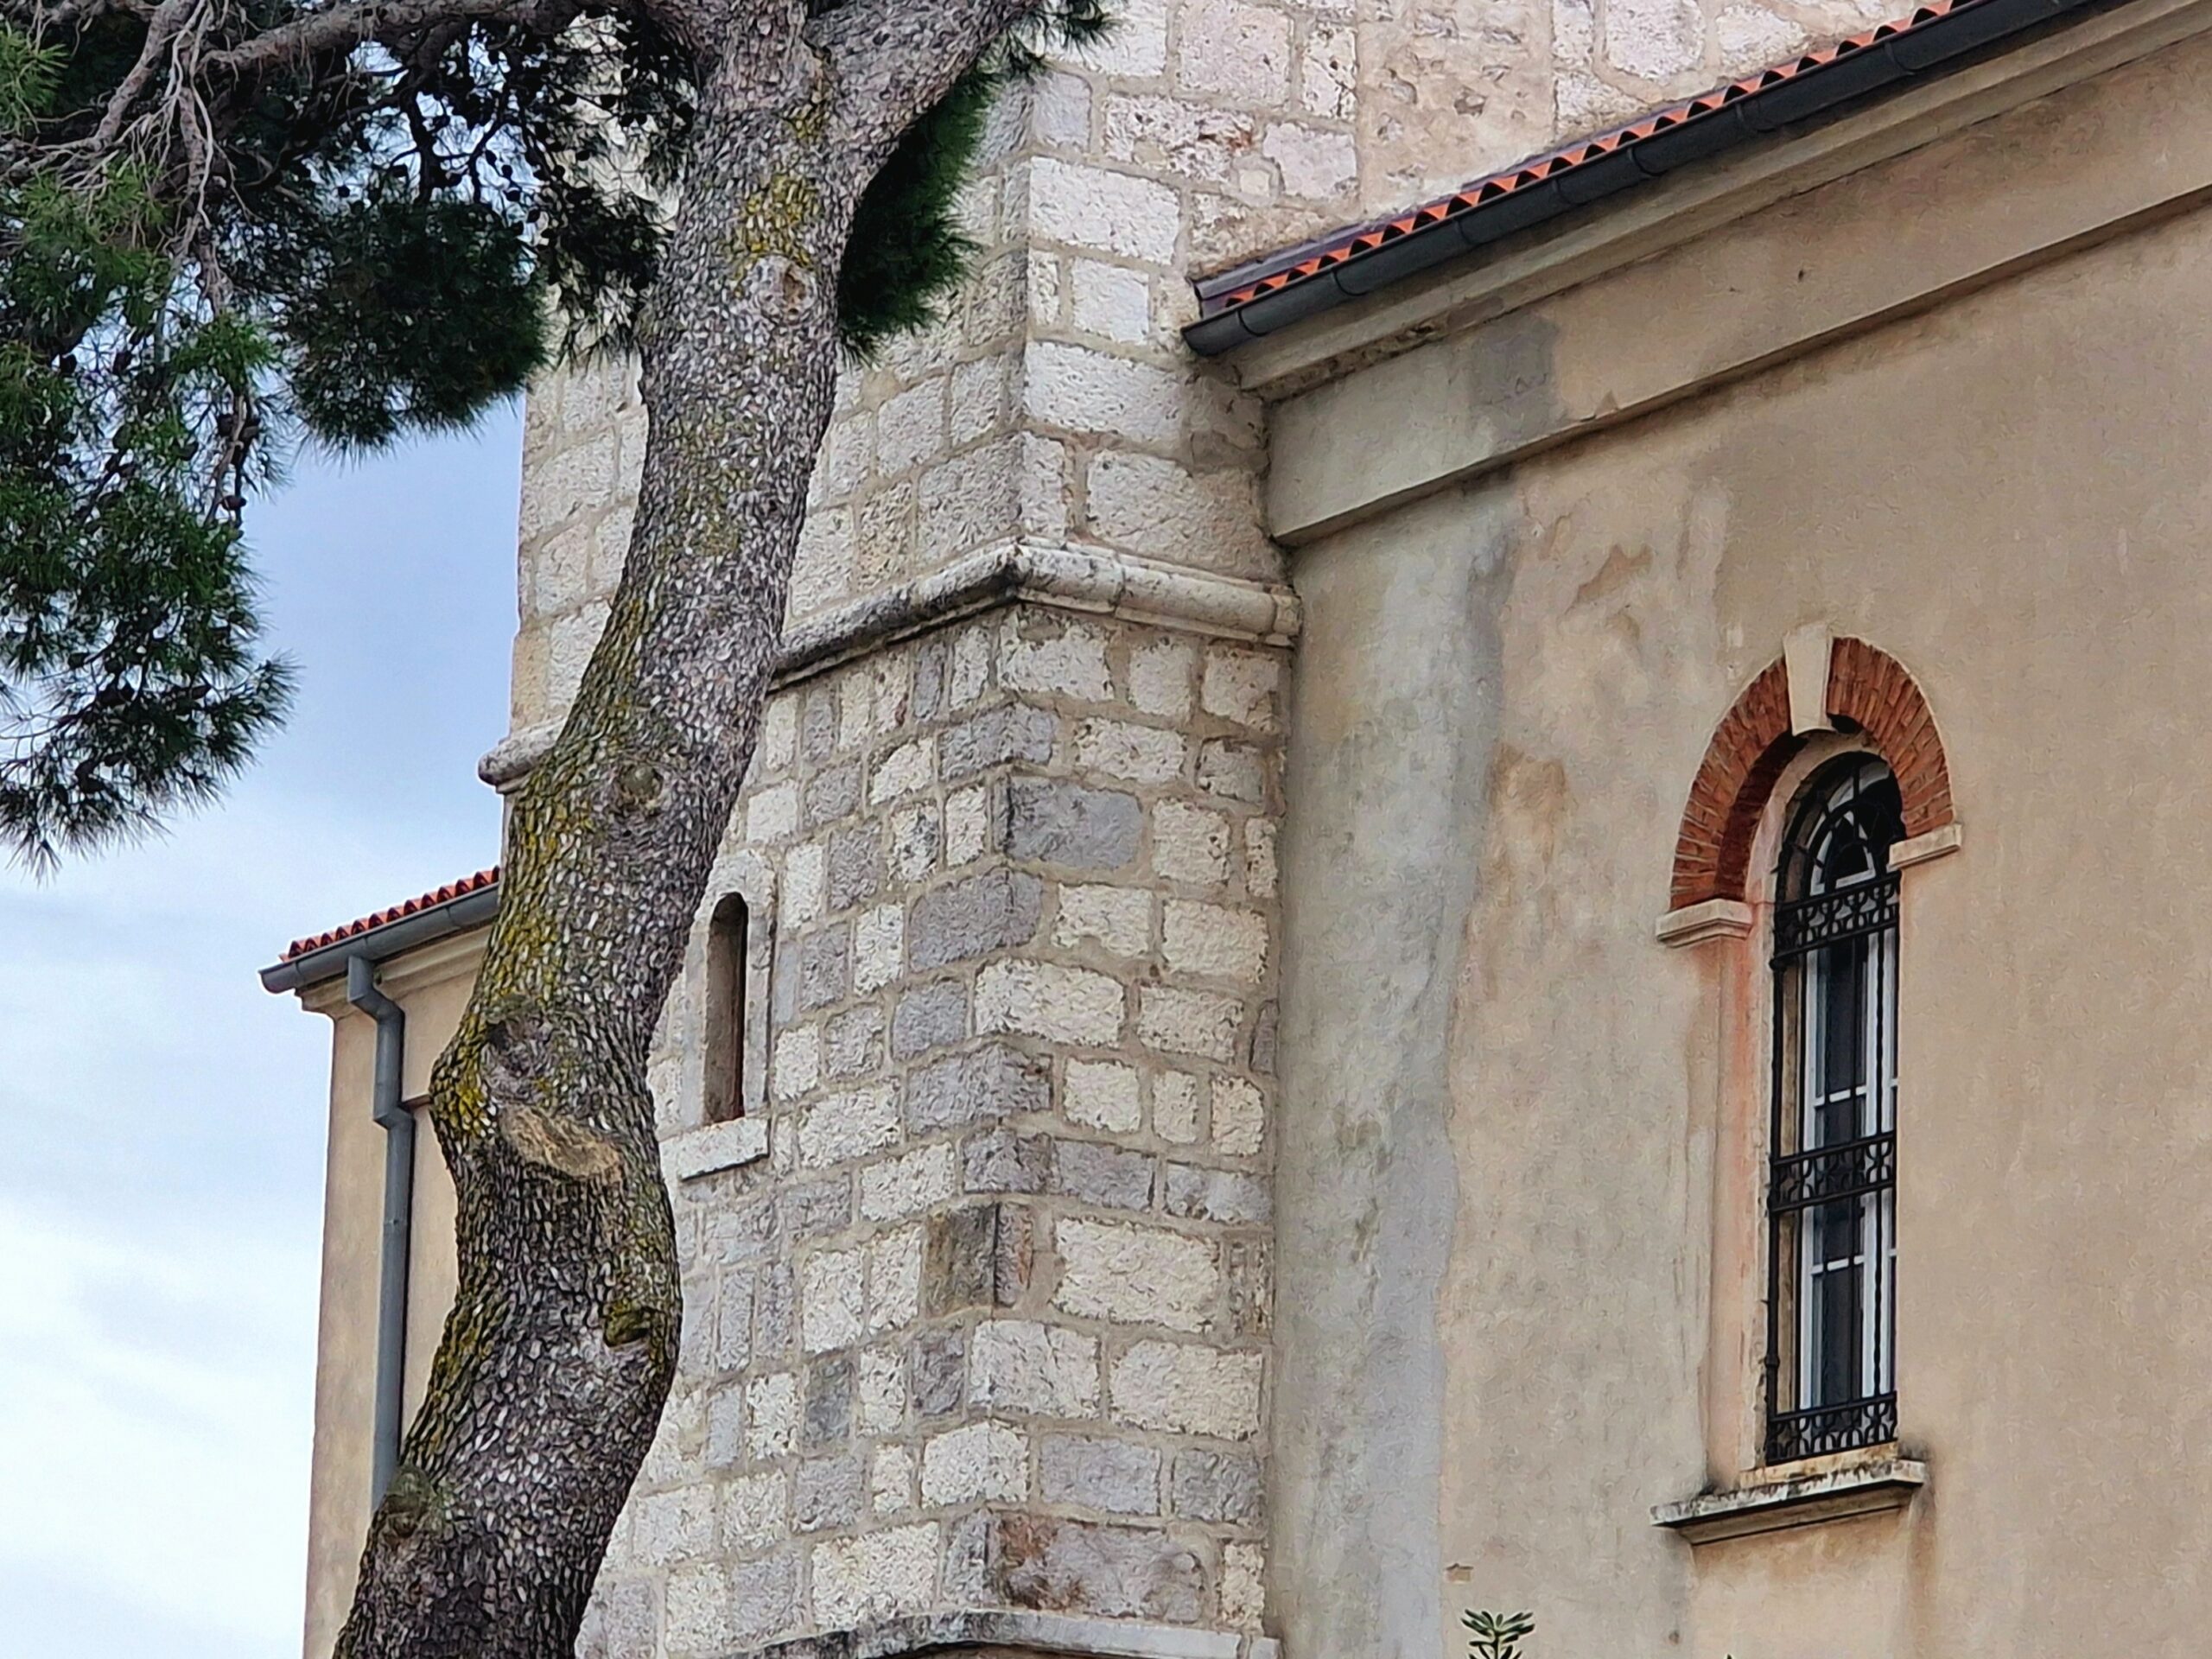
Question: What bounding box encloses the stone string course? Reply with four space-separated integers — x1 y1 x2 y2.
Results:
574 607 1285 1659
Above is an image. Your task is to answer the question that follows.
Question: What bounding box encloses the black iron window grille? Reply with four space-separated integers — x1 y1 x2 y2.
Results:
1766 756 1904 1467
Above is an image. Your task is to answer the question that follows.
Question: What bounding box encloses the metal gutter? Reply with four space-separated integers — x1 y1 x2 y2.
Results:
261 878 504 1501
346 957 414 1508
1184 0 2114 356
259 879 502 994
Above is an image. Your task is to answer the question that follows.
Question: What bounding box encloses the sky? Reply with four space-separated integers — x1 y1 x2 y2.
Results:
0 410 524 1658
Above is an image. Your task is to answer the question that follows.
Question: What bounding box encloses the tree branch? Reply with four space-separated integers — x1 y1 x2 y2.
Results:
11 0 157 36
203 0 582 79
807 0 1046 159
85 0 196 151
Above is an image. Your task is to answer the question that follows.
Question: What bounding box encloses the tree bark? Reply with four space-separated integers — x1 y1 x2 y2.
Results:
332 36 859 1659
327 0 1050 1644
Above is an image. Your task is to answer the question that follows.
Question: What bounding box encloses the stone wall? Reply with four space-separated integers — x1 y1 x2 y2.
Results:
1363 0 1904 210
503 0 1899 760
572 600 1287 1657
501 6 1931 1656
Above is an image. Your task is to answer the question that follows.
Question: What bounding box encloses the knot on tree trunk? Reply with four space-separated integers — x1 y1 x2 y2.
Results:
613 760 666 816
603 1295 677 1353
500 1103 625 1183
743 251 818 322
377 1467 446 1542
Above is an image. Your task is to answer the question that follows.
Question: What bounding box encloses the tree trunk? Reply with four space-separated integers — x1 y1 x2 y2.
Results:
333 46 861 1659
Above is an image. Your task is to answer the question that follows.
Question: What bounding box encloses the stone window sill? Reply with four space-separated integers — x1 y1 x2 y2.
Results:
662 1117 769 1183
1651 1454 1928 1544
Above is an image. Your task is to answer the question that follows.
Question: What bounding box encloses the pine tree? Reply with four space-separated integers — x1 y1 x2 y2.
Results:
0 0 1099 1648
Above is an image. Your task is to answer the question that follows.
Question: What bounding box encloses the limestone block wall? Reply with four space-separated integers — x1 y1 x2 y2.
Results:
504 0 1896 762
572 600 1286 1658
1363 0 1909 208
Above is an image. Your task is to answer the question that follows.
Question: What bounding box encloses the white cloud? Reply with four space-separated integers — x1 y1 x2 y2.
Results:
0 1197 315 1650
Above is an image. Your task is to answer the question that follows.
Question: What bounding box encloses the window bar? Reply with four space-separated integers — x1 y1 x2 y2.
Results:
1798 947 1815 1422
1765 759 1903 1466
1851 897 1871 1411
1870 918 1885 1401
1885 923 1899 1394
1765 910 1788 1453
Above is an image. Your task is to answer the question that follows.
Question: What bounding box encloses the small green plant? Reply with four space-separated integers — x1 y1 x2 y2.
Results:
1465 1610 1536 1659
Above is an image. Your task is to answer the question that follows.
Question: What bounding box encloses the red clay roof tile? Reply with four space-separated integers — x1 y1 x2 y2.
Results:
1195 0 1980 321
283 867 501 961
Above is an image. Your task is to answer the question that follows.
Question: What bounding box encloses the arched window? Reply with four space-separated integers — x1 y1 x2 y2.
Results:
1766 756 1904 1464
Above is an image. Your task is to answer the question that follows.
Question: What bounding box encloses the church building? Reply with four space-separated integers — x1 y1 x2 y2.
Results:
267 0 2212 1650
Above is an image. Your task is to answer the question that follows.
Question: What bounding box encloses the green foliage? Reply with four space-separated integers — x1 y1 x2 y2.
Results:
0 167 291 863
1465 1610 1536 1659
0 23 56 132
0 0 1109 861
261 187 548 448
837 68 995 360
0 0 701 860
837 0 1109 359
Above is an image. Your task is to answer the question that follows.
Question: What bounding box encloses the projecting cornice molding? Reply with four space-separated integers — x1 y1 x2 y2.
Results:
480 543 1302 793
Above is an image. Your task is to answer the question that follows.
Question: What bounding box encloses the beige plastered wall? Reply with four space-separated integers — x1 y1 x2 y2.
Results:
296 930 482 1659
1267 22 2212 1659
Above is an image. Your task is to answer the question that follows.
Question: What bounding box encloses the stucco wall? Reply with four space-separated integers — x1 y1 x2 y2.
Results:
1270 35 2212 1659
298 935 478 1659
1268 480 1510 1659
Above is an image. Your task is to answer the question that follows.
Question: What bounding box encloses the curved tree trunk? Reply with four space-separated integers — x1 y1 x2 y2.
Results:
329 0 1052 1637
332 48 859 1659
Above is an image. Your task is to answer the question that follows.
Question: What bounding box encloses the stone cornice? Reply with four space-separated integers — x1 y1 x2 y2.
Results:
779 542 1300 680
480 543 1300 792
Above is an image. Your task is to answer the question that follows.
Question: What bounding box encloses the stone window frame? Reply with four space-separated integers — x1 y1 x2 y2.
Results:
664 852 778 1182
1651 627 1955 1538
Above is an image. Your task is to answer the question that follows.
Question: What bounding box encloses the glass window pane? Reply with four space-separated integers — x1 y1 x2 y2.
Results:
1818 940 1866 1110
1770 755 1902 1460
1814 1258 1863 1405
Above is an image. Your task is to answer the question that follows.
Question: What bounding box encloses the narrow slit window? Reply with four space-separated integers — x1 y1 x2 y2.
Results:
1766 756 1903 1465
703 893 748 1123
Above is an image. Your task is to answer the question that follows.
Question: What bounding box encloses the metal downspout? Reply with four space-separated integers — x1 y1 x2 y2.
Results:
346 956 412 1506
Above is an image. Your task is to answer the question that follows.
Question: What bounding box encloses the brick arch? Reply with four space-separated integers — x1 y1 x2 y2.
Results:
1669 639 1955 910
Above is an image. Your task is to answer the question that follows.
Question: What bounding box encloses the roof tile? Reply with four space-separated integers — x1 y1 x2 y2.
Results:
1195 0 1982 320
283 867 501 961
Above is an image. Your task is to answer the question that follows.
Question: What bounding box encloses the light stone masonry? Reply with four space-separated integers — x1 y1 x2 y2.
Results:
568 603 1283 1659
510 0 1924 755
517 5 1915 1658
